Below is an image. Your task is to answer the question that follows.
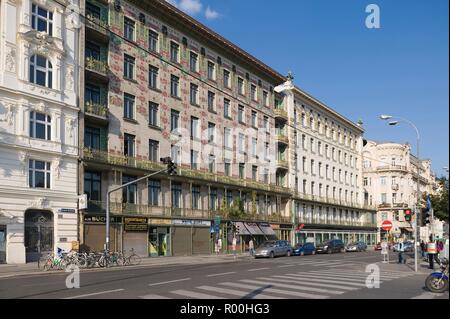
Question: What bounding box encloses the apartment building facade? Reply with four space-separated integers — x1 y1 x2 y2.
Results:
362 141 436 242
0 0 81 263
77 0 377 257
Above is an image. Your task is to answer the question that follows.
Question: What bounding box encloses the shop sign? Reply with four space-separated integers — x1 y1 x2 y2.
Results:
271 224 280 230
280 224 292 229
124 217 148 224
172 219 211 227
124 224 148 232
149 218 171 225
60 208 76 214
83 215 121 224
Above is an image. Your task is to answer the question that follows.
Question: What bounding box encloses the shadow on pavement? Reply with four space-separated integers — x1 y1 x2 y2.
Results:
242 285 273 299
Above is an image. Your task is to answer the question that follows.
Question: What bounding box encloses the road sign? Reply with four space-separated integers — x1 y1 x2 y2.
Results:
214 216 221 226
214 224 220 233
381 220 393 231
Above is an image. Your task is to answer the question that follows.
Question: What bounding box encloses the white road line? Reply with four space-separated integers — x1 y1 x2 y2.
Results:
240 279 329 299
170 289 225 299
148 278 191 286
241 279 344 295
248 268 270 272
282 274 368 287
266 276 357 290
308 271 403 279
289 273 368 283
63 289 124 299
314 269 407 277
140 294 171 299
207 272 236 277
278 264 297 268
220 282 328 299
231 281 329 299
197 285 285 299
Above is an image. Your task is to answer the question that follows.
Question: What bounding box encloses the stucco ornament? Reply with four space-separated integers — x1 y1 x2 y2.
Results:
66 117 76 138
274 71 295 94
65 65 74 91
18 151 28 174
54 158 62 178
30 197 50 209
0 103 15 125
65 2 82 29
5 46 16 73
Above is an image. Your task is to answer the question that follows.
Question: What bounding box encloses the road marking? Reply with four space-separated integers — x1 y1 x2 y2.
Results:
324 269 409 276
278 264 296 268
282 274 368 287
267 276 357 290
240 279 329 299
411 291 446 299
219 282 328 299
290 273 369 283
233 281 329 299
197 285 285 299
140 294 170 299
63 289 124 299
308 270 403 279
241 279 344 295
248 267 270 272
148 278 191 286
170 289 226 299
207 272 236 277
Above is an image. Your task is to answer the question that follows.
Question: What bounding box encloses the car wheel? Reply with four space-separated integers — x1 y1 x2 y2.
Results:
269 251 275 259
300 251 304 256
340 248 345 253
312 251 316 255
286 250 291 257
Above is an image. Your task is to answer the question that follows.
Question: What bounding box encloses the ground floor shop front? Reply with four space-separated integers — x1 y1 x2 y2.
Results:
295 228 378 246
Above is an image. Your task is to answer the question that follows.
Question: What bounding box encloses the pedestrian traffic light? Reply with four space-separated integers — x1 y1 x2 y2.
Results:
422 208 431 225
160 157 177 176
404 209 412 222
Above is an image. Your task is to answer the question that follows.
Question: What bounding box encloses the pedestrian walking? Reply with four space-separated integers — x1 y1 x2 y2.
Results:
420 240 426 258
217 238 222 254
249 239 254 257
232 236 237 259
397 241 406 264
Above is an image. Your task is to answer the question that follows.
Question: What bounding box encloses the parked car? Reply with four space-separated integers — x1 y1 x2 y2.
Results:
293 242 316 256
346 241 367 252
315 239 345 254
374 243 382 251
393 241 414 252
254 240 293 258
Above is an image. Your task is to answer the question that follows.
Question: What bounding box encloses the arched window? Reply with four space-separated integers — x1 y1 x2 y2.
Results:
30 55 53 88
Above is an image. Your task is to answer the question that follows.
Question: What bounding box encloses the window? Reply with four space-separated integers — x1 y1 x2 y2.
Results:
224 99 231 118
124 93 135 119
325 164 329 179
85 42 101 61
363 177 368 186
123 54 135 80
148 65 159 89
190 83 199 105
251 84 257 101
208 122 216 143
85 83 101 105
238 105 245 123
122 175 137 204
263 168 269 184
192 185 201 209
302 135 306 149
311 160 315 175
124 134 135 157
310 138 315 152
208 154 216 173
252 165 258 181
223 70 230 88
302 180 307 193
171 145 180 164
190 52 198 73
171 183 182 208
208 91 215 111
263 91 269 107
209 188 217 210
148 180 161 206
264 142 269 160
191 116 200 140
318 162 322 177
380 176 387 186
29 159 51 189
85 126 101 150
302 157 307 173
170 110 179 132
224 161 231 177
191 150 198 170
224 128 232 149
170 75 179 97
238 77 245 95
84 171 101 201
29 111 51 140
238 134 245 153
381 193 387 204
149 139 159 162
31 4 53 36
170 42 179 63
29 55 52 88
251 138 257 157
86 2 100 19
207 61 215 80
239 163 245 179
148 30 159 52
263 116 269 130
251 111 257 128
318 142 322 155
124 17 135 41
148 102 159 127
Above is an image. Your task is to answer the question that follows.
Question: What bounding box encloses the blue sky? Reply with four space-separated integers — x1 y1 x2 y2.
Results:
168 0 449 177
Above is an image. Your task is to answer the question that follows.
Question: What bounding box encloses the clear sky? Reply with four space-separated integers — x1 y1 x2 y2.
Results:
168 0 449 177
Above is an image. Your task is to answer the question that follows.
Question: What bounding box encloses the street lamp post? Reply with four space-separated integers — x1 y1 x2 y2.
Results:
380 115 421 272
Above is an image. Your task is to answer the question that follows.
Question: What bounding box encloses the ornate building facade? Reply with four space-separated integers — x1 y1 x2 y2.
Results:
0 0 81 263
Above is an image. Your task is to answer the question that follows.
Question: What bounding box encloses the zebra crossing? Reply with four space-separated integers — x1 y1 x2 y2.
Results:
138 266 413 299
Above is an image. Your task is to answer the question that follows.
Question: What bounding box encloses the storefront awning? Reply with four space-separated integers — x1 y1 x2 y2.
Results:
233 222 251 235
258 222 276 236
400 227 414 232
244 222 265 235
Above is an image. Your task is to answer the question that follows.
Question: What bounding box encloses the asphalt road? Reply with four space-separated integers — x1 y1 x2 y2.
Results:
0 251 448 299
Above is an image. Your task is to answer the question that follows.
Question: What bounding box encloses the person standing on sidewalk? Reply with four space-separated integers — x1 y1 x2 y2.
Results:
397 241 405 264
217 238 222 255
232 236 237 258
420 240 426 258
249 239 254 257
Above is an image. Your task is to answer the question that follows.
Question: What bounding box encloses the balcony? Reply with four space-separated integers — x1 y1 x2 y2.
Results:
292 191 377 211
376 165 408 172
275 133 289 145
85 102 108 123
377 202 409 210
276 159 289 170
85 57 109 82
274 108 288 121
85 13 109 42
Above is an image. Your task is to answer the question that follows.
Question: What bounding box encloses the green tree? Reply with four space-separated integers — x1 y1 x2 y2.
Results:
250 191 257 216
228 197 245 219
421 176 449 221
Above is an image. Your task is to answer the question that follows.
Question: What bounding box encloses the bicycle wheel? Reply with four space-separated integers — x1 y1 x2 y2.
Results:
129 254 142 266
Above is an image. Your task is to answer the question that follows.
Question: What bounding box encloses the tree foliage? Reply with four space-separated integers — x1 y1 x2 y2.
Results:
421 176 449 221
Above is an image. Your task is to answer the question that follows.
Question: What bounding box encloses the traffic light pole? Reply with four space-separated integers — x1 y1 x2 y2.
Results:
105 167 170 252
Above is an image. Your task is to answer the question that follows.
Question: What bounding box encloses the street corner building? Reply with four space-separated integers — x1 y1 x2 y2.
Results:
0 0 81 263
0 0 379 264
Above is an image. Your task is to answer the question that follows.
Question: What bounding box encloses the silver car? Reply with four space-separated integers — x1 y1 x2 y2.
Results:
254 240 292 258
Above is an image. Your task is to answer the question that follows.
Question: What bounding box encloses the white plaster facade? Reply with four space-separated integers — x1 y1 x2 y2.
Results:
0 0 81 263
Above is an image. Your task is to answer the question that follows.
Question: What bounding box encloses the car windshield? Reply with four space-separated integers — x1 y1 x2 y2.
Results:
320 241 332 246
295 243 303 248
260 242 276 247
348 242 357 246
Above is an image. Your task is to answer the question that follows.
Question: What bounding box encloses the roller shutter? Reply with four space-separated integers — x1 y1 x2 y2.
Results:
192 227 210 255
172 227 191 256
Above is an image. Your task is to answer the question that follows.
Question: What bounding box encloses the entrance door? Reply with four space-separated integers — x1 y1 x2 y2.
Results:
25 211 54 262
0 225 6 264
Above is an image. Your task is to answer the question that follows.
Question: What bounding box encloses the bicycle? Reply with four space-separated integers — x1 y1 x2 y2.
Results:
122 248 142 266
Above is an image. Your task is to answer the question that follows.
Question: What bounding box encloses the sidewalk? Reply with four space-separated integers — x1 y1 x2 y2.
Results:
0 253 252 278
377 252 441 275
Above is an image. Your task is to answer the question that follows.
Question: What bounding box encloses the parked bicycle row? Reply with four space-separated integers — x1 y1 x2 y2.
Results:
37 248 142 271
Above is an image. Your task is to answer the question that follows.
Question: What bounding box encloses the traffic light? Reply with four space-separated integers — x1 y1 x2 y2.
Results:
160 157 177 176
422 208 431 225
404 209 412 222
